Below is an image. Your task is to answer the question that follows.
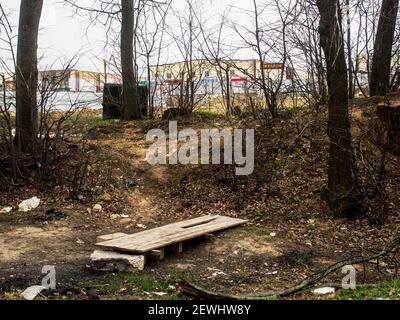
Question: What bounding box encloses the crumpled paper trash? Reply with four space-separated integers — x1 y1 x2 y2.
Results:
21 285 46 300
18 197 41 212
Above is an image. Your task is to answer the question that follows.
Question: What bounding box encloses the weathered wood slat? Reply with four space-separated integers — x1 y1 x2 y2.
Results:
96 215 247 254
97 232 127 243
97 232 164 258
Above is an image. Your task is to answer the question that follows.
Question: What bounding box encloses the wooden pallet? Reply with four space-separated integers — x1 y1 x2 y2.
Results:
96 233 180 260
96 215 247 256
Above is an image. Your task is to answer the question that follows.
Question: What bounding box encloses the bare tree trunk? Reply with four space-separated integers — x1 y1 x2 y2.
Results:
316 0 358 217
225 68 231 115
15 0 43 153
252 0 276 118
370 0 400 96
146 56 153 118
345 0 354 99
121 0 140 120
188 4 195 113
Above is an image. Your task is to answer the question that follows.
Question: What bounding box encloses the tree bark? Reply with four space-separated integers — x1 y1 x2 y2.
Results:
370 0 400 96
345 0 354 99
316 0 358 217
225 68 231 115
15 0 43 153
378 104 400 155
121 0 140 120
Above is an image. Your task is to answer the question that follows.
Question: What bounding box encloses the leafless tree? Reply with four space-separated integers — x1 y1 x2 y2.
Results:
285 0 327 106
15 0 43 153
120 0 141 119
196 11 235 115
0 3 19 181
370 0 400 96
136 0 172 118
229 0 297 119
316 0 358 217
390 13 400 91
164 0 205 114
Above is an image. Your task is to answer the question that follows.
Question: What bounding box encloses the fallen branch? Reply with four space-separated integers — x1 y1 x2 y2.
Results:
178 231 400 300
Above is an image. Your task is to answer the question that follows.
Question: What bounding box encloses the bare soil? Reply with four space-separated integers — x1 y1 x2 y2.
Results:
0 101 399 300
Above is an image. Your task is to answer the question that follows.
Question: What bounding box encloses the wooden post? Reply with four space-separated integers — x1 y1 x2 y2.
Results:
148 249 165 260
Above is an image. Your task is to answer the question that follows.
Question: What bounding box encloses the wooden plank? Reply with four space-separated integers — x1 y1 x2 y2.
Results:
97 232 128 243
147 249 165 260
96 215 247 254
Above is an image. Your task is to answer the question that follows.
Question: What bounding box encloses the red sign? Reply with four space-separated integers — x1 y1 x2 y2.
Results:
230 77 249 83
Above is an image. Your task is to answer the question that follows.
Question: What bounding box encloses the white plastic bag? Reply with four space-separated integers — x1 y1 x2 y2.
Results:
18 197 41 212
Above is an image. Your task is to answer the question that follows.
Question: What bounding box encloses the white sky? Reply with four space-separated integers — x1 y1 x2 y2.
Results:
1 0 260 72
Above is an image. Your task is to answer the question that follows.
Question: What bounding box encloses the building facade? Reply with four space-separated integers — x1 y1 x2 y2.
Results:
1 69 121 93
148 59 295 101
0 73 16 91
38 69 121 92
150 59 293 83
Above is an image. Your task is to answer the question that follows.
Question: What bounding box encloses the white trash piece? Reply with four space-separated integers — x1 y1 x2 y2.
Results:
0 207 13 214
312 287 336 295
18 197 41 212
21 285 46 300
93 204 103 212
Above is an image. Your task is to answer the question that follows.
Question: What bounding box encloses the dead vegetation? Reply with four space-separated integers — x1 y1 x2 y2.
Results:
0 98 399 300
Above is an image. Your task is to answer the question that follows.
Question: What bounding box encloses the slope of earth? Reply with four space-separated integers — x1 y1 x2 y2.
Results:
0 100 399 300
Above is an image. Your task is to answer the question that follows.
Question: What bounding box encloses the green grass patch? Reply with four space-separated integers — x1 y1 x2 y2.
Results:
76 116 117 131
335 278 400 300
243 224 273 237
293 150 314 164
195 107 224 117
81 272 183 300
367 96 386 104
2 292 23 300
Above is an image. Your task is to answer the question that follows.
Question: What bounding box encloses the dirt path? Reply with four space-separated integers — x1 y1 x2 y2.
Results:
0 120 284 296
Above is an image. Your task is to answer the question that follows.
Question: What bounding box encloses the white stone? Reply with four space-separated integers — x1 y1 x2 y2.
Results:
266 271 278 275
312 287 336 295
153 292 168 297
212 271 226 277
90 250 145 271
93 204 102 212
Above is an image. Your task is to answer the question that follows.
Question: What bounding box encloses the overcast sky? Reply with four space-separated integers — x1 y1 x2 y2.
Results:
1 0 260 72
